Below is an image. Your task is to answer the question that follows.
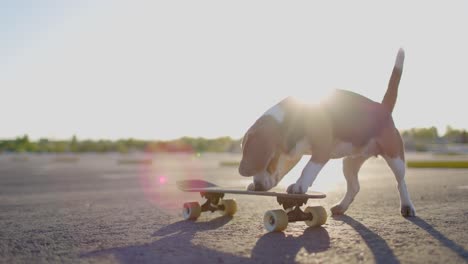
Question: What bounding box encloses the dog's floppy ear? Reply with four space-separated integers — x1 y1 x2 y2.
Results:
239 116 281 176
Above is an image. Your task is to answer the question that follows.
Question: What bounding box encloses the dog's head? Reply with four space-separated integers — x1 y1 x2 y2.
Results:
239 98 306 191
238 114 287 191
239 115 279 175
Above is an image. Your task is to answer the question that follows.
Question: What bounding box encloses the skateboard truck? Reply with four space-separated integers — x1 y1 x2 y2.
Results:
286 206 314 222
277 196 308 210
182 191 237 220
199 192 224 213
276 196 315 222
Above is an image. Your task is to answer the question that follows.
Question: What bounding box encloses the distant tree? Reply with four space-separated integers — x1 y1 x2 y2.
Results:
402 127 439 142
462 130 468 144
38 138 50 152
443 126 468 144
70 135 78 152
14 135 32 152
443 126 466 143
117 140 129 153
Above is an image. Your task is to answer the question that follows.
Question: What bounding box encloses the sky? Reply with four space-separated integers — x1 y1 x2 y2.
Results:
1 0 467 140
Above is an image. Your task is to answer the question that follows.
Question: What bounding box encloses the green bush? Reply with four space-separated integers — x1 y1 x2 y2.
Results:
407 160 468 169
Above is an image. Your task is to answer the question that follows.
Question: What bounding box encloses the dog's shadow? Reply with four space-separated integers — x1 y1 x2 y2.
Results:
334 215 468 263
333 215 400 264
81 216 249 263
407 216 468 261
251 226 330 262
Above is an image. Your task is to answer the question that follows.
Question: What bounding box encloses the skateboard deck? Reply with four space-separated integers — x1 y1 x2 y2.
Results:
177 179 328 232
177 179 326 199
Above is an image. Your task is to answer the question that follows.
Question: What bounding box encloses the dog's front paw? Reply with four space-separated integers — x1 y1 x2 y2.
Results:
286 183 307 194
401 204 416 217
330 204 347 216
247 183 255 191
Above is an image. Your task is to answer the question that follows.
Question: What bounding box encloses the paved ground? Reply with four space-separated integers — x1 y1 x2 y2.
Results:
0 153 467 263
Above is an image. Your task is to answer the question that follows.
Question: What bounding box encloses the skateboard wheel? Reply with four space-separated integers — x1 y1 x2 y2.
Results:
263 210 288 232
304 206 327 227
182 202 201 220
220 199 237 216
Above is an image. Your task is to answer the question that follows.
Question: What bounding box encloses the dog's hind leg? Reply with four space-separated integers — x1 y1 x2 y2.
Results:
378 124 416 217
383 155 416 217
331 156 368 215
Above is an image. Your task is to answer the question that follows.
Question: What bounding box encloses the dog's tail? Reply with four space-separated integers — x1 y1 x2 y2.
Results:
382 48 405 113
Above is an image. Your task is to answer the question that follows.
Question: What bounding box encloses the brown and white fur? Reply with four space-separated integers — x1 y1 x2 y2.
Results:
238 49 415 217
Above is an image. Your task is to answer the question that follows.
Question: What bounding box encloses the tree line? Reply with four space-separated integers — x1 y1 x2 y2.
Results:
0 126 466 153
401 126 468 144
0 135 242 153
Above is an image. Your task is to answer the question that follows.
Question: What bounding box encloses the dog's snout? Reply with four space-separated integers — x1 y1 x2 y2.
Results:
253 181 266 191
238 165 251 177
239 162 259 177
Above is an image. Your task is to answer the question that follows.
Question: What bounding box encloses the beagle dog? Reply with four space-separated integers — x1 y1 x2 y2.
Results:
238 49 415 217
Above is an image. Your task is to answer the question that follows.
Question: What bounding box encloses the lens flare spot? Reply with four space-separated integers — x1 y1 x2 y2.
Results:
159 176 167 184
138 152 206 210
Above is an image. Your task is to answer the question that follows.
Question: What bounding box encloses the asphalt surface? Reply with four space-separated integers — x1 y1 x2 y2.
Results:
0 153 467 263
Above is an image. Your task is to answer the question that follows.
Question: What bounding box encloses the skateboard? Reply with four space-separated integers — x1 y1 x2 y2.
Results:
177 179 327 232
